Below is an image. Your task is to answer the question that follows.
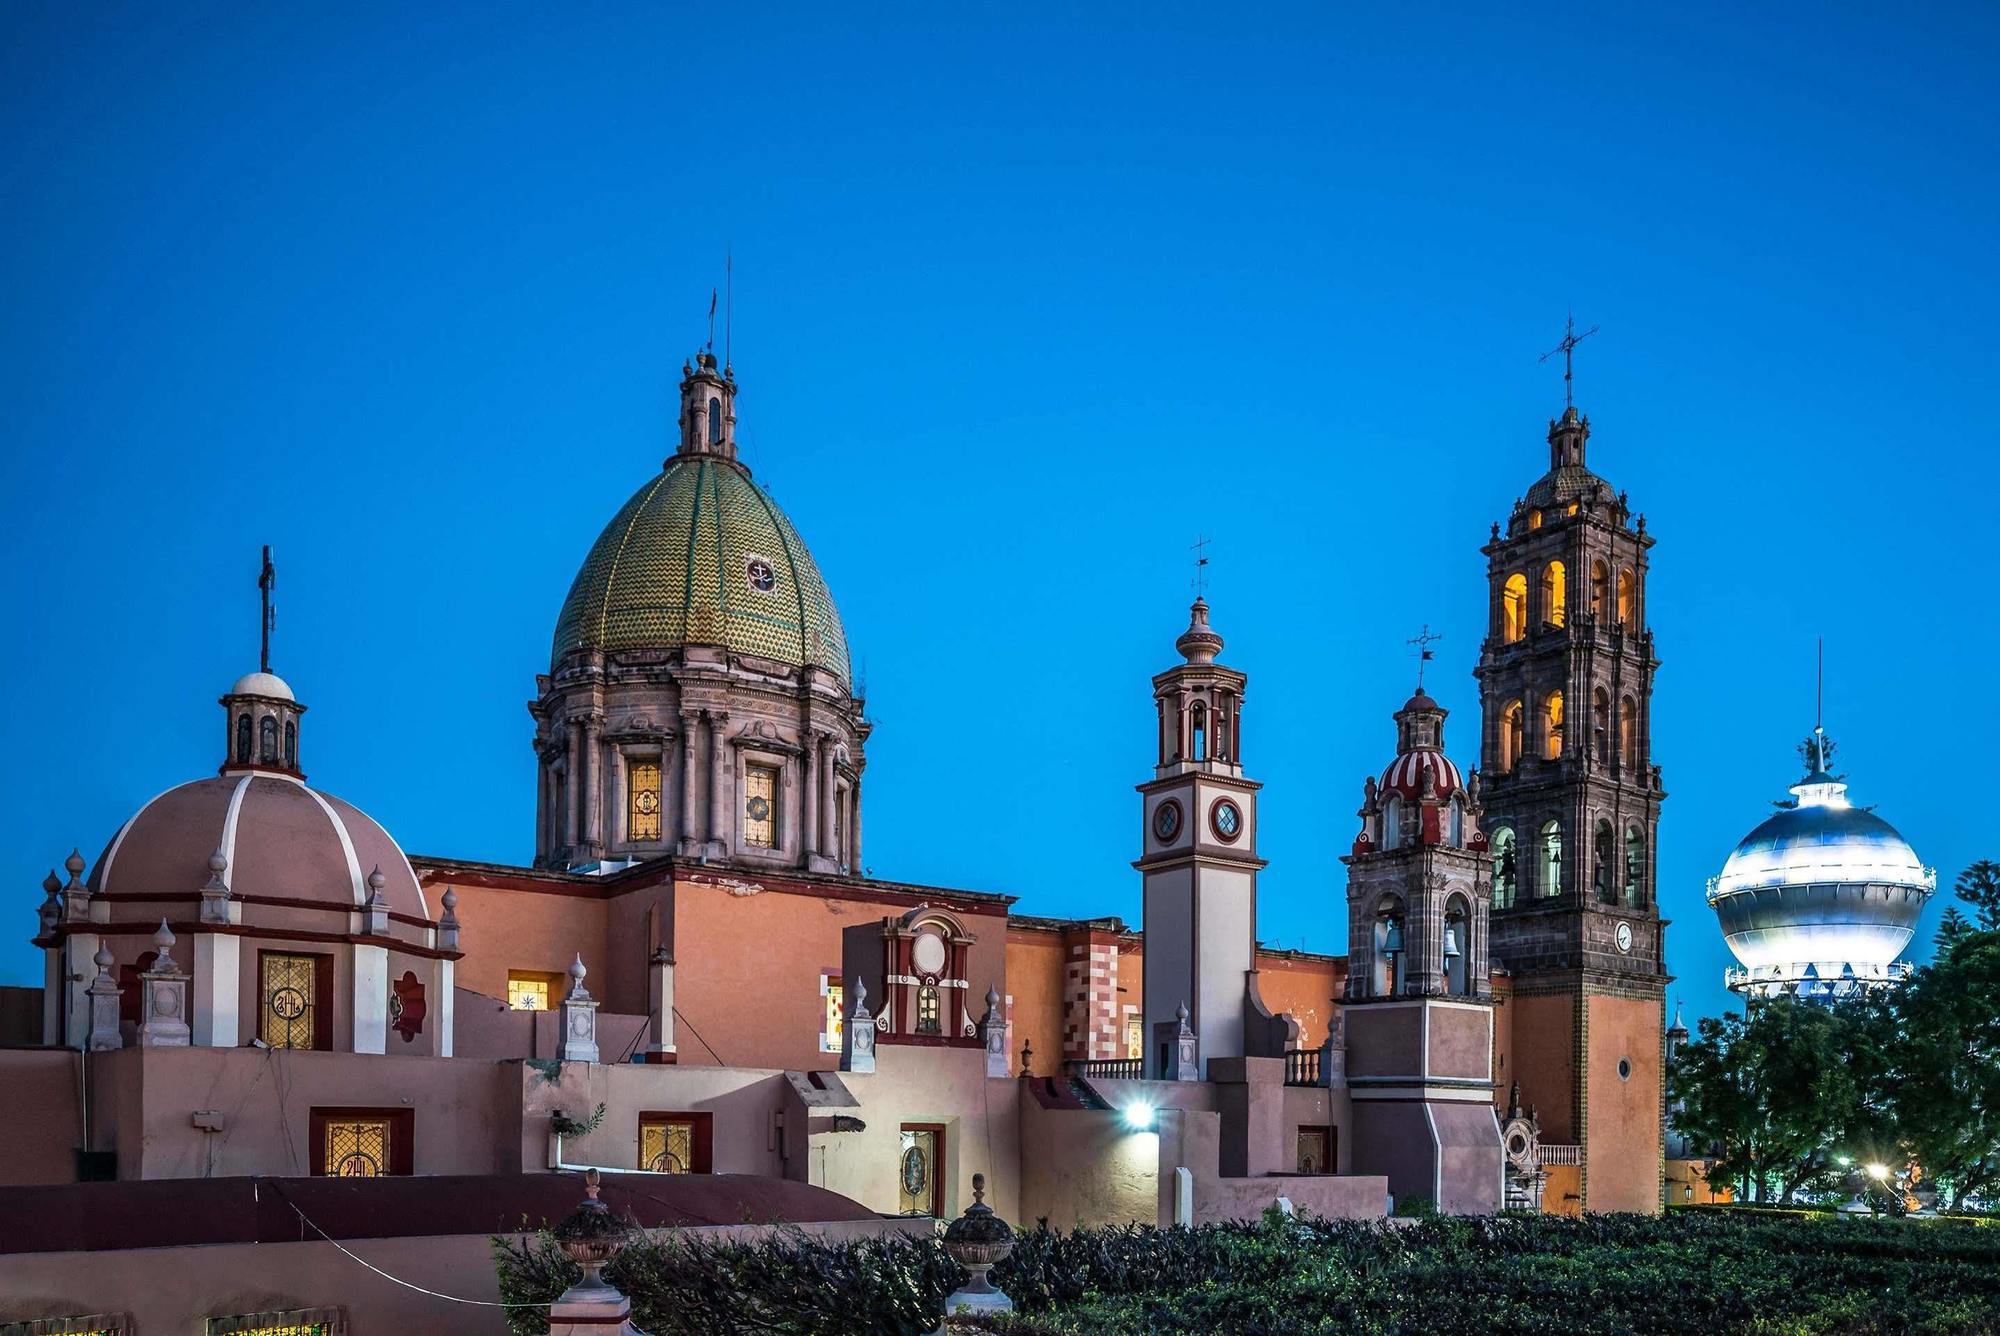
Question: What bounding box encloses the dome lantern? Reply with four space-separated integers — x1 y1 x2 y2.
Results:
674 351 737 464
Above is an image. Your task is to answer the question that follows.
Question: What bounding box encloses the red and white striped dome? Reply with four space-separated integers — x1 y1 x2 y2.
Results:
1377 749 1463 801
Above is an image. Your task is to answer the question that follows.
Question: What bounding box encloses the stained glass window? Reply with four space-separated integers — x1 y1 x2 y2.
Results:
744 763 778 848
897 1125 942 1215
1125 1016 1143 1060
628 759 662 842
259 953 318 1049
641 1117 695 1173
824 978 844 1052
207 1310 346 1336
321 1117 390 1177
916 984 941 1035
507 974 551 1011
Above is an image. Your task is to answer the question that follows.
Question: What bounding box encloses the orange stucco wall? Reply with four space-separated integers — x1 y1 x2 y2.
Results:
670 878 1008 1072
1251 953 1343 1050
438 879 609 1003
1584 992 1663 1214
1004 932 1067 1074
1508 990 1579 1145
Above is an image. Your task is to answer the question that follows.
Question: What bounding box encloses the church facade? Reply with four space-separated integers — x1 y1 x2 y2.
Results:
1 343 1669 1329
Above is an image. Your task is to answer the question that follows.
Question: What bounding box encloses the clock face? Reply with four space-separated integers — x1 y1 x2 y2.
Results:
1615 921 1633 954
1211 799 1242 842
1153 801 1182 842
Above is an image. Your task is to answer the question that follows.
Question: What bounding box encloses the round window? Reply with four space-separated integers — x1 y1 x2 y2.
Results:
1153 800 1183 843
1210 799 1243 843
1618 1058 1632 1082
912 931 948 977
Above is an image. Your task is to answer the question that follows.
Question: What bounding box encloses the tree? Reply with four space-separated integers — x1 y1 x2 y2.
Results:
1937 907 1974 948
1669 998 1878 1203
1891 928 2000 1211
1956 860 2000 931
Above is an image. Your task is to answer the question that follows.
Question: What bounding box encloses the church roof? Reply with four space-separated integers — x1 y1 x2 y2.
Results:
1522 463 1610 510
551 455 852 684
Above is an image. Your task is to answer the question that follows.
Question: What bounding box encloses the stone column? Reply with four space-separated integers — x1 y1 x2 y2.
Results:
564 720 583 853
535 754 551 861
706 711 728 854
679 712 700 851
819 745 835 860
85 946 122 1051
581 716 603 857
646 948 677 1061
137 922 192 1048
801 732 820 862
352 940 389 1055
560 954 600 1064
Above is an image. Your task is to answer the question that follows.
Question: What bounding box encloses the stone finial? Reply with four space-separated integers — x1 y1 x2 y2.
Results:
1156 1002 1198 1081
843 976 877 1074
979 984 1009 1077
438 886 461 951
361 867 390 936
559 954 600 1064
1019 1039 1034 1078
1175 598 1224 665
138 922 193 1048
37 872 61 936
200 850 233 925
86 944 123 1051
65 849 86 881
60 849 92 924
941 1169 1015 1320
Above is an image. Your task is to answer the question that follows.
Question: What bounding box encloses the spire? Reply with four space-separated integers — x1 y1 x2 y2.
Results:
221 546 308 777
674 347 738 464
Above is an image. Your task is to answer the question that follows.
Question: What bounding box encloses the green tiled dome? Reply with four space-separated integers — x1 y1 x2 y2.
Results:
552 456 852 684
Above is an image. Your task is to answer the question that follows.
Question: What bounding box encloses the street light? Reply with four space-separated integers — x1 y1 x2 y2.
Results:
1865 1163 1890 1182
1122 1102 1156 1131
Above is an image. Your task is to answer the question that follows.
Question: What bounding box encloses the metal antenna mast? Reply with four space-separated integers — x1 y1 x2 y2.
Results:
725 249 733 369
257 545 276 673
1539 313 1600 409
1408 624 1443 690
1190 536 1211 597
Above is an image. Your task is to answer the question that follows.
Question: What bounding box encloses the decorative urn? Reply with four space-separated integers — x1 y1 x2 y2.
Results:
553 1169 636 1300
939 1172 1014 1317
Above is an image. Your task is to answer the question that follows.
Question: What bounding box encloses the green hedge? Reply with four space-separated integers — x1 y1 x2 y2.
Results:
493 1209 2000 1334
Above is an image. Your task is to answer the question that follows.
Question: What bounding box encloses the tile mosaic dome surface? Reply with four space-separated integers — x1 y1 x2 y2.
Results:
551 456 852 684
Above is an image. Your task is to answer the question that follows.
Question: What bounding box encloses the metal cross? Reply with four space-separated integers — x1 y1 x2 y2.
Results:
1190 536 1211 596
1539 314 1599 409
257 545 276 673
1408 624 1443 689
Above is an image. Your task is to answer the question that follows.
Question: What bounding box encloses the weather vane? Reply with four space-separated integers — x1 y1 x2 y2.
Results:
1190 535 1211 597
257 545 276 673
1408 624 1442 690
1539 313 1599 410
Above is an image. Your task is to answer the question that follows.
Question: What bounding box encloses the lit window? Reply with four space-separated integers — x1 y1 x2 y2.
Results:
1501 573 1528 643
321 1117 391 1177
1527 509 1543 529
1544 690 1565 760
1591 560 1609 621
823 977 844 1053
1500 700 1525 772
744 763 779 848
628 759 662 842
1125 1015 1143 1060
641 1117 694 1173
1542 561 1567 628
259 952 320 1050
207 1307 347 1336
1617 569 1636 627
917 984 941 1035
508 973 552 1011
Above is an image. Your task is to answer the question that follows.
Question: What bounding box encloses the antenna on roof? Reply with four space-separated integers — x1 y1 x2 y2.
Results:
1539 312 1600 410
725 247 733 371
1815 637 1825 733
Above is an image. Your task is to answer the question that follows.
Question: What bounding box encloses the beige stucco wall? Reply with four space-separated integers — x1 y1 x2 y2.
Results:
1152 1108 1387 1225
1017 1096 1160 1229
0 1049 81 1185
1584 992 1663 1213
516 1058 795 1178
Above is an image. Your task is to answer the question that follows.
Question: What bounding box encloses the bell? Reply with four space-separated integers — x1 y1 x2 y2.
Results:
1381 920 1404 955
1443 925 1462 961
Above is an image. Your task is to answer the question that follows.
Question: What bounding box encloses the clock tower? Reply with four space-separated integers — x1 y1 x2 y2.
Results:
1135 599 1286 1079
1474 401 1669 1213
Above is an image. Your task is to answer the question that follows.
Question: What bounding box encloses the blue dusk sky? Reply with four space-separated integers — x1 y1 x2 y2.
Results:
3 5 1996 1026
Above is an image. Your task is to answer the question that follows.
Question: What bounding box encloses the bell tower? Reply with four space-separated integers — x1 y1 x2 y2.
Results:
1474 393 1669 1213
1134 599 1270 1079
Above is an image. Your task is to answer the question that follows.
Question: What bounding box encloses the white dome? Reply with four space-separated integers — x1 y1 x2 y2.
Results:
229 671 295 701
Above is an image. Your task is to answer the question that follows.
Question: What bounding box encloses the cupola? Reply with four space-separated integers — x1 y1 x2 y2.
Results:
674 351 738 463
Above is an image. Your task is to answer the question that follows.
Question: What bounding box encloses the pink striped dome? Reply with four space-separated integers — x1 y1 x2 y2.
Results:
1377 749 1463 801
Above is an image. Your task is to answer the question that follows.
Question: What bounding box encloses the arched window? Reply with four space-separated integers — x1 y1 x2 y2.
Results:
1491 827 1518 909
1544 690 1565 760
1591 560 1609 622
258 716 278 764
916 984 941 1035
1499 701 1525 772
235 714 252 764
283 720 297 769
1443 897 1471 996
1542 561 1567 628
1448 797 1465 847
1593 687 1610 765
1501 573 1529 643
1189 703 1207 762
1594 819 1615 902
1372 901 1406 996
1620 696 1639 771
1539 820 1563 898
1382 795 1403 849
1625 825 1645 905
707 395 722 445
1527 509 1543 530
1617 569 1635 627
